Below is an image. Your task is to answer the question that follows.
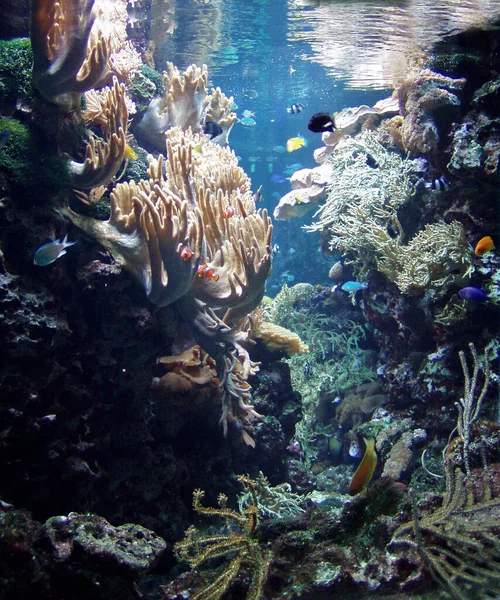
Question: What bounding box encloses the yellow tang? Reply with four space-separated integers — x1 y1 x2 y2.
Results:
286 135 306 153
124 144 137 160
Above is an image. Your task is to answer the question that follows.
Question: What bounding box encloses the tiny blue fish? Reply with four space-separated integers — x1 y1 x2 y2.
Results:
239 117 256 127
34 234 76 266
458 286 490 303
341 281 368 293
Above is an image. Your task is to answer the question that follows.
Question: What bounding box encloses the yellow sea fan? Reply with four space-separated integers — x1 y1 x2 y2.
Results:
254 321 309 356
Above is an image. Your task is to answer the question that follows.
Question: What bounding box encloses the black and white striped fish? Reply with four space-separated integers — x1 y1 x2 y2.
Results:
424 177 450 192
286 102 305 114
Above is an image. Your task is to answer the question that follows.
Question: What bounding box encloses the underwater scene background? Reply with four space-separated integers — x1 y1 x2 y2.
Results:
1 1 500 599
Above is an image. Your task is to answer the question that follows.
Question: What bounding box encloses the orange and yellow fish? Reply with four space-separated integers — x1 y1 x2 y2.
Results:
179 245 193 261
348 437 377 496
197 264 219 281
474 236 495 256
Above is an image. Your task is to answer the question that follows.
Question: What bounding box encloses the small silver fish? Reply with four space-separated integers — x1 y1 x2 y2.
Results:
304 361 311 378
33 234 76 266
253 185 263 204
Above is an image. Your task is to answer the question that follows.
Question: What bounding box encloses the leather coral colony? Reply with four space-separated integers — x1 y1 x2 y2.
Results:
31 0 272 445
67 128 273 446
30 0 136 188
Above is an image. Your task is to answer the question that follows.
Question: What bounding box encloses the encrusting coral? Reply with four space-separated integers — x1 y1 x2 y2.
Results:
396 68 466 155
67 127 273 445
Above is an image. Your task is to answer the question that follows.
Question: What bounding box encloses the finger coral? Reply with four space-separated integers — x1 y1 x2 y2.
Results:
69 77 129 188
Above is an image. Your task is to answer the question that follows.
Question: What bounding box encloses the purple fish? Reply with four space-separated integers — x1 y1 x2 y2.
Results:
459 286 489 303
271 173 286 184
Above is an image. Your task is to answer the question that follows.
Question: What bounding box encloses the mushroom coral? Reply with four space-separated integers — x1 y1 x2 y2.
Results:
67 127 273 444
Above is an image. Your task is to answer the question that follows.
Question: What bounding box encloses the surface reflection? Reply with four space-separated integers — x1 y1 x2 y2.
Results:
287 0 500 88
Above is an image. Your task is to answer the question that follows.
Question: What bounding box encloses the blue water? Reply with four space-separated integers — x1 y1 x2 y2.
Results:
150 0 387 292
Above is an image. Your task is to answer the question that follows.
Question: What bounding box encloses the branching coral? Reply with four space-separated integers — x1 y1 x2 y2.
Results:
306 132 473 294
174 475 269 600
375 221 474 295
66 127 272 443
306 131 418 270
390 344 499 600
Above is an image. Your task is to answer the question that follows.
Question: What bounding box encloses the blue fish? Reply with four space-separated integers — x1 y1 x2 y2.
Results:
239 117 256 127
341 281 368 293
459 286 490 303
271 173 286 184
34 234 76 266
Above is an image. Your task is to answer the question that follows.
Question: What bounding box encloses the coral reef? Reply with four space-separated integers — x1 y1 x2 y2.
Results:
66 127 273 444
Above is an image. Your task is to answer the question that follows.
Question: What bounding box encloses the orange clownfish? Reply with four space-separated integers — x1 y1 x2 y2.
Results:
223 206 236 219
197 264 219 281
348 437 377 496
180 245 193 261
474 236 495 256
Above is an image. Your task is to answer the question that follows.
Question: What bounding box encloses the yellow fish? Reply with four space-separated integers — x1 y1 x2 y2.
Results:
474 235 495 256
348 437 377 496
286 135 307 153
124 144 137 160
